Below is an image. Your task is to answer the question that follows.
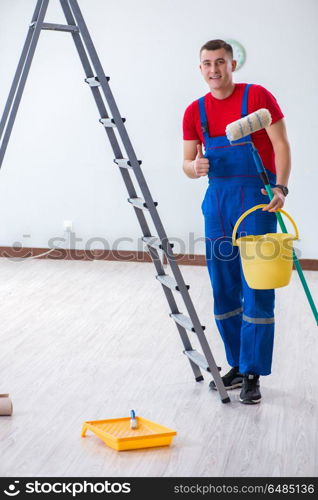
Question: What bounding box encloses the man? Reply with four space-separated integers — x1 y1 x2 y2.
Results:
183 39 291 404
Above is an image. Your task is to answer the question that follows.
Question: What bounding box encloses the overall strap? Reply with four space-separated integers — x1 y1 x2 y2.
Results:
198 96 209 141
241 83 253 117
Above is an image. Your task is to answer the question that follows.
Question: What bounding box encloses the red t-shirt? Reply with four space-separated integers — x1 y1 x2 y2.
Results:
183 83 284 174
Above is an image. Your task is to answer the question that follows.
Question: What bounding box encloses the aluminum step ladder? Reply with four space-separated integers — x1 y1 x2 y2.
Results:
0 0 230 404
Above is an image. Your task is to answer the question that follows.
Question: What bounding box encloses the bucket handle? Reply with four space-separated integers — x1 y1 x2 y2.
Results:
232 204 299 246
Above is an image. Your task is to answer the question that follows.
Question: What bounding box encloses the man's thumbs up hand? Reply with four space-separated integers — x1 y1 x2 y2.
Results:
193 143 209 177
196 144 204 159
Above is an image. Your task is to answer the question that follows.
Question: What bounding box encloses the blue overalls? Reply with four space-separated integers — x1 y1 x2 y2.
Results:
199 84 277 376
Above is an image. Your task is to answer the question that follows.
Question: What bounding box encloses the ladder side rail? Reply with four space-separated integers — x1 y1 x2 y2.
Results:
151 248 225 392
122 165 219 377
59 0 155 238
65 1 199 306
67 0 148 170
165 253 229 398
67 0 228 399
0 0 43 143
65 0 199 298
66 1 189 277
66 1 178 257
192 325 229 399
0 0 50 170
147 245 203 381
60 0 205 384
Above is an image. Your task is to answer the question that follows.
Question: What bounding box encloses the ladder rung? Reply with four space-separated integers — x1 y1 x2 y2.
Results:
128 198 158 211
85 76 110 86
156 274 189 292
30 22 79 33
100 118 126 128
169 313 205 332
183 350 211 372
114 159 142 169
183 350 221 373
142 236 174 250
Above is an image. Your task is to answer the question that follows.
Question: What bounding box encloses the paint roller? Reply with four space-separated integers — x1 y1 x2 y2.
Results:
225 108 272 142
225 109 318 325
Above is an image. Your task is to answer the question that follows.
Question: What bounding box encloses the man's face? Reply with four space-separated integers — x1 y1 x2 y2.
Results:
200 48 237 91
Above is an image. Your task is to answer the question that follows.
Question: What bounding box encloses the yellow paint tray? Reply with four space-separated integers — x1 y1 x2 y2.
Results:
81 416 177 451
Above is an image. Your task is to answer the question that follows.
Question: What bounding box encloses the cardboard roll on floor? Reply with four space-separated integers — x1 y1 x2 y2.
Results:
0 394 13 416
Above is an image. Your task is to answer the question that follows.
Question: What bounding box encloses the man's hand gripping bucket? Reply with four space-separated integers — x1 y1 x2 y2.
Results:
232 204 299 289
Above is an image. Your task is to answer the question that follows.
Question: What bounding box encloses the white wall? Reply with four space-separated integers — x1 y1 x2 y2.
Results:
0 0 317 259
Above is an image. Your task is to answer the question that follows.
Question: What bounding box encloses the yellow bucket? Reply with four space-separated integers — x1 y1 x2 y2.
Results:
232 204 299 289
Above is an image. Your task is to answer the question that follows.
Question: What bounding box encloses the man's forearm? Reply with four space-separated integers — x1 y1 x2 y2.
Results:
273 141 291 186
183 159 199 179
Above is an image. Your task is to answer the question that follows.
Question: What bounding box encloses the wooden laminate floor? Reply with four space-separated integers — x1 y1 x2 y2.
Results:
0 258 317 477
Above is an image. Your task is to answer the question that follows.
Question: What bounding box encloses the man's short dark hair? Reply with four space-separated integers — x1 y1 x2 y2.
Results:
200 39 233 58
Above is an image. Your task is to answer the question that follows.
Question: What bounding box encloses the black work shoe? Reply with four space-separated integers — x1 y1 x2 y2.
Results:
209 366 243 391
239 374 261 404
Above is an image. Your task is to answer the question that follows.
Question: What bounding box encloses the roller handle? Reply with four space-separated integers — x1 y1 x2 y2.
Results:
232 204 299 246
251 146 268 174
246 144 318 326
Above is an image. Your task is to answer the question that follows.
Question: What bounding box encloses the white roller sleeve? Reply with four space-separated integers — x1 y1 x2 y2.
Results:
226 108 272 141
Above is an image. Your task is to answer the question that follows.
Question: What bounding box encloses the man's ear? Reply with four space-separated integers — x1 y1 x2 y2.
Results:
232 59 237 72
